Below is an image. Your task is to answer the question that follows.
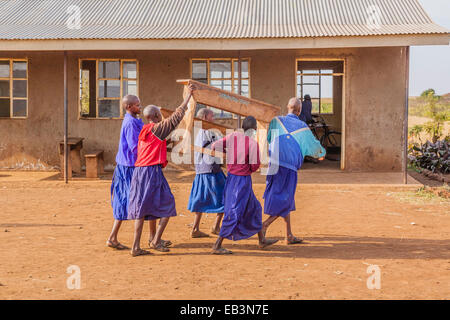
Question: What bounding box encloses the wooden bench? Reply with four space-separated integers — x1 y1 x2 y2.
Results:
58 137 84 179
84 150 104 178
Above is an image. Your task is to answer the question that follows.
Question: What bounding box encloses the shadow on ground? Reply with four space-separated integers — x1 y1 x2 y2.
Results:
0 223 84 228
39 173 114 181
167 234 450 260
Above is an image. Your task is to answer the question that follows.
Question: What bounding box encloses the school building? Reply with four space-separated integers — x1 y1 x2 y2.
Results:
0 0 449 173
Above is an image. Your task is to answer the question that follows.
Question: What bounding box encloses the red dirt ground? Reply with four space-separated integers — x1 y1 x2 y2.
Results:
0 171 449 300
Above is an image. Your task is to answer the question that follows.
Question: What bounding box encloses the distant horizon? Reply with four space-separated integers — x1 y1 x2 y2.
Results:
410 0 450 97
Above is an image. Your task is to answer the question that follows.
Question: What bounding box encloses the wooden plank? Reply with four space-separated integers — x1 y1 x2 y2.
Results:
176 79 280 122
160 107 173 119
173 79 280 158
160 107 233 135
199 118 233 135
193 145 224 159
256 120 270 159
176 85 197 152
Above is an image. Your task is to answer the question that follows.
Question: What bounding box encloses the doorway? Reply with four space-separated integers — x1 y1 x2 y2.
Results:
295 59 345 170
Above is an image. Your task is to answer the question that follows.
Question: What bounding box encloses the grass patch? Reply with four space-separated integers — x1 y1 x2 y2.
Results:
391 185 450 206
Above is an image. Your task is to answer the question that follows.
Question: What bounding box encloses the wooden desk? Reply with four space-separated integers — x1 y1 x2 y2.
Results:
58 137 84 178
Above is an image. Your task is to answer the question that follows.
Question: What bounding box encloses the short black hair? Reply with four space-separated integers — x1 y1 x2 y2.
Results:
242 116 257 132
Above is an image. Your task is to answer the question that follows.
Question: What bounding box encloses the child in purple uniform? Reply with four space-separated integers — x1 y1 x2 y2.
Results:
210 116 278 255
107 95 143 250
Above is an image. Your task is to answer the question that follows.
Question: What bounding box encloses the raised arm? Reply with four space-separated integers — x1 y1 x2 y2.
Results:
152 85 194 140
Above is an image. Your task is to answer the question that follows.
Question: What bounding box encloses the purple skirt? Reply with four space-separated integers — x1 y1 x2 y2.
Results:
110 164 134 221
127 165 177 220
263 166 297 218
219 174 262 241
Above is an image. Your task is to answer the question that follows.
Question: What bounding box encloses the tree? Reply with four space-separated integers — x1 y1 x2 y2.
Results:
419 89 448 143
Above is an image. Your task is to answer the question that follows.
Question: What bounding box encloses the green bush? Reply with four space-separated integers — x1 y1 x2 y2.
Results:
408 139 449 174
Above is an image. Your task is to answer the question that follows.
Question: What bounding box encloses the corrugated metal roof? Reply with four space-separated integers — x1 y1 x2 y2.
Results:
0 0 448 40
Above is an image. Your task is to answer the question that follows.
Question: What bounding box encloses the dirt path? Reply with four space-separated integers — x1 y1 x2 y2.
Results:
0 171 449 300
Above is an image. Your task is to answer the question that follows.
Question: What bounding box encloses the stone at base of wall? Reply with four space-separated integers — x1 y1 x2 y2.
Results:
0 160 58 171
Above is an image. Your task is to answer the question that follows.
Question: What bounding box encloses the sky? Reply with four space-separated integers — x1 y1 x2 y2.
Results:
410 0 450 96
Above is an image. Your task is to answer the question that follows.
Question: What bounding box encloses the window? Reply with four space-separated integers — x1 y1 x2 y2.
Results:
296 69 334 114
79 59 138 118
0 59 28 118
191 58 250 118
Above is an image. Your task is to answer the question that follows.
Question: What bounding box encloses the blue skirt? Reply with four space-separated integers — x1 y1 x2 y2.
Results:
127 165 177 220
187 171 226 213
110 164 134 221
263 166 297 218
219 174 262 241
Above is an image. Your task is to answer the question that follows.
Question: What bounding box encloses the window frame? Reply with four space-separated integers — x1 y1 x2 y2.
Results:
78 58 139 120
190 58 251 98
0 58 28 119
295 59 344 116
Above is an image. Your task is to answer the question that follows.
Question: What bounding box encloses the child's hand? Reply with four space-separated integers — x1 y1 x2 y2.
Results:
187 83 197 96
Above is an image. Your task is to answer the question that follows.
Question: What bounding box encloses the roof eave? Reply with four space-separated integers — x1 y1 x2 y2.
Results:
0 33 448 51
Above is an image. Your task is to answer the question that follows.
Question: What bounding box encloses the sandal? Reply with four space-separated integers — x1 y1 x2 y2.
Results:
150 242 170 252
258 239 278 249
149 239 172 248
106 240 129 250
210 228 220 235
212 248 233 255
287 237 303 245
191 230 210 238
130 248 151 257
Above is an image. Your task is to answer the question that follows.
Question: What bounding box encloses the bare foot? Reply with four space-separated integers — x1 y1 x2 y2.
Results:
212 247 233 255
130 248 151 257
258 239 278 249
106 240 129 250
191 230 209 238
261 226 267 238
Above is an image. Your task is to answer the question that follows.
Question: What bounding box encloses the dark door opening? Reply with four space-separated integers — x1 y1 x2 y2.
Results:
296 59 344 170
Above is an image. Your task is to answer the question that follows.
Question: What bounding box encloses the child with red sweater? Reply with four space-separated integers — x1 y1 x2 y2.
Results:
127 84 195 256
210 116 278 254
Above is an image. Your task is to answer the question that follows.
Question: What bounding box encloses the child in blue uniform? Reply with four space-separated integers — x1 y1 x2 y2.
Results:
107 95 143 250
188 108 226 238
263 98 325 244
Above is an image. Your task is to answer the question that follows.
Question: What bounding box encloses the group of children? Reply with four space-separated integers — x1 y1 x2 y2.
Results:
107 87 325 257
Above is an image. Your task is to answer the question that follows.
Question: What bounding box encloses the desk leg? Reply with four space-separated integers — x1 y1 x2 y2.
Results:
99 154 105 174
71 149 82 174
59 154 72 179
85 158 97 179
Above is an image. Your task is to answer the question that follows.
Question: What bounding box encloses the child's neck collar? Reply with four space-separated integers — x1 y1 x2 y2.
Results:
126 110 137 118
